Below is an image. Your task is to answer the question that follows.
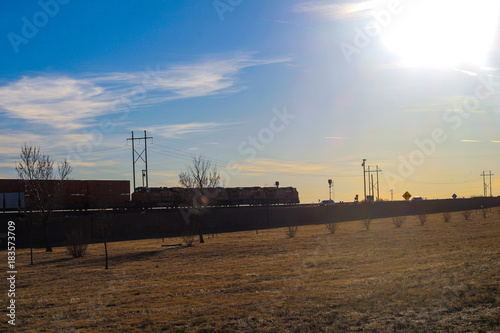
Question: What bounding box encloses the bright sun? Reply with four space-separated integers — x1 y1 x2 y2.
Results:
381 0 500 67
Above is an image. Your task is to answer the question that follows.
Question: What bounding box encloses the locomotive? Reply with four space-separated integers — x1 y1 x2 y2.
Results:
132 186 300 208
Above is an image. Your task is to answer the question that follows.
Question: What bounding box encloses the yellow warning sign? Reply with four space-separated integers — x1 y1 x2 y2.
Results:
403 191 412 201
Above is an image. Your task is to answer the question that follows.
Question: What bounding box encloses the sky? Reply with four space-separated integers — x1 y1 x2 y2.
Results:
1 0 500 203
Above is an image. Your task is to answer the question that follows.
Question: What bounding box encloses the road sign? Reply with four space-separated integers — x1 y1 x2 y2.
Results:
452 193 457 199
403 191 412 201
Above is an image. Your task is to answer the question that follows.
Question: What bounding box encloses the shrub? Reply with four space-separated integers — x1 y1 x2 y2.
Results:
482 208 489 219
325 222 338 234
363 219 371 231
443 211 452 222
66 230 89 258
182 234 195 247
418 214 427 226
462 210 472 220
392 216 406 228
286 226 298 238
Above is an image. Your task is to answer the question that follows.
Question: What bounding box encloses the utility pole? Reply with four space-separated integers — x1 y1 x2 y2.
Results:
375 165 381 201
390 189 394 201
367 166 371 196
362 159 366 202
481 171 494 197
366 165 382 201
328 179 333 201
127 130 153 190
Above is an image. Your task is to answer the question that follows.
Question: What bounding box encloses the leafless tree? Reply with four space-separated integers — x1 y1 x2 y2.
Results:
325 222 338 234
418 214 428 226
392 216 406 228
443 211 452 223
179 155 220 244
65 229 89 258
94 207 112 269
363 219 372 231
462 210 472 220
286 225 298 238
16 144 72 252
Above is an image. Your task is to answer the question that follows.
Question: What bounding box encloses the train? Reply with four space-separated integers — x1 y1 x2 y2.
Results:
132 186 300 208
0 179 299 211
0 179 130 211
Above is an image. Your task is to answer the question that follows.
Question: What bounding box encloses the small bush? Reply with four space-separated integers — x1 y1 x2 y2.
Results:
325 222 338 234
462 210 472 220
286 226 298 238
418 214 427 226
443 211 452 222
392 216 406 228
363 219 371 231
182 235 195 247
66 230 89 258
482 208 489 219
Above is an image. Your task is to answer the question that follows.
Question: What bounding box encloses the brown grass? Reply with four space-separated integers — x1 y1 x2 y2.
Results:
2 212 499 332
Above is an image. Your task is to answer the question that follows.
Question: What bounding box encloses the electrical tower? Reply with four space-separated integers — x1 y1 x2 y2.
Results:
366 165 382 201
480 171 494 197
127 130 153 190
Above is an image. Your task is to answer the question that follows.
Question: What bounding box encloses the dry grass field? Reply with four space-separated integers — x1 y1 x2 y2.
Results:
2 209 500 332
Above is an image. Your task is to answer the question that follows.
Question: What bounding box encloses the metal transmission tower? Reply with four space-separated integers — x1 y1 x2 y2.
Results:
480 171 494 197
366 165 382 201
127 130 153 190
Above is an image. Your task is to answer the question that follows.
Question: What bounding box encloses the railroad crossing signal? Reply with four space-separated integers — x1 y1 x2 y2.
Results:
402 191 412 201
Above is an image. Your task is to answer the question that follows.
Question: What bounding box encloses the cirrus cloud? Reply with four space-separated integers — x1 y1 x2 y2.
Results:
0 54 289 129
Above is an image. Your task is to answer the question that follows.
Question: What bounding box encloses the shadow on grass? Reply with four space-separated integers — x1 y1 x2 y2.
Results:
83 249 166 266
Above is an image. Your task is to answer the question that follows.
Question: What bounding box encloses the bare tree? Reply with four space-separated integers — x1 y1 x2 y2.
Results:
286 225 298 238
179 155 220 244
443 211 452 223
418 214 428 226
462 210 472 220
94 207 112 269
65 229 89 258
363 219 372 231
392 216 406 228
16 144 72 252
325 222 338 234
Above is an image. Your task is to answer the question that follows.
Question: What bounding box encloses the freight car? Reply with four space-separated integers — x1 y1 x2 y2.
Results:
0 179 130 211
131 186 300 208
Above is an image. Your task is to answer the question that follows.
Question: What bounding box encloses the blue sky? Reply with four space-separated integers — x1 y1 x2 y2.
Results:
1 0 500 203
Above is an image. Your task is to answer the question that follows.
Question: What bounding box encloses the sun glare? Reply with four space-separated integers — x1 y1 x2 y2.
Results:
381 0 500 67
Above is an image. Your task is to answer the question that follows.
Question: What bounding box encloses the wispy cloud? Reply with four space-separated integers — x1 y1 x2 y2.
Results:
0 54 289 129
293 0 379 21
147 122 234 138
0 76 113 130
235 158 327 175
0 133 43 155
